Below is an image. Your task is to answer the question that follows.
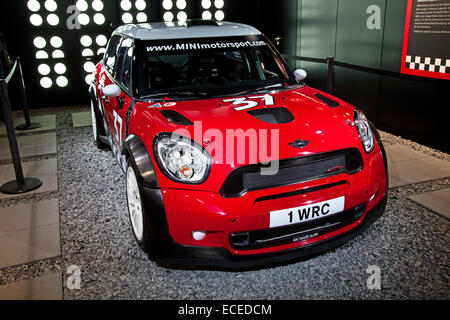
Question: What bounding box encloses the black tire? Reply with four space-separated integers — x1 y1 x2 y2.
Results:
90 100 108 149
125 159 151 253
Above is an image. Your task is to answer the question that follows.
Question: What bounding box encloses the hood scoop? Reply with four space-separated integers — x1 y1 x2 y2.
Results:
315 94 340 108
247 107 294 124
160 110 193 125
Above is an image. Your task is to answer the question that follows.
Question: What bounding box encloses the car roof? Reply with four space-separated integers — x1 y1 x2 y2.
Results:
113 20 262 41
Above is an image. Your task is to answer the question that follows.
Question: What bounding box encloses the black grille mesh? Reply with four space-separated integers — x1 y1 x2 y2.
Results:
243 156 345 191
220 148 362 197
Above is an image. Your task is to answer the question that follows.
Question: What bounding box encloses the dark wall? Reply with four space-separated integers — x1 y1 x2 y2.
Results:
1 0 116 109
1 0 448 152
282 0 449 153
0 0 218 109
0 0 292 111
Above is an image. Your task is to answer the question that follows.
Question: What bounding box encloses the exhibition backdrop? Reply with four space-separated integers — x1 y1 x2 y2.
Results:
401 0 450 80
0 0 448 152
287 0 449 153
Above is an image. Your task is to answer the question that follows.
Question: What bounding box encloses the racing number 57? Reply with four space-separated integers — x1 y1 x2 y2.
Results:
223 94 275 111
113 109 123 144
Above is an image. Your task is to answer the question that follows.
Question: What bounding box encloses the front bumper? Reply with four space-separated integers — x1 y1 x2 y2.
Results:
142 184 387 269
141 143 388 269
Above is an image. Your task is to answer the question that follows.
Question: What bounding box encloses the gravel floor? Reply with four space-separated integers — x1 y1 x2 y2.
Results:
0 106 449 300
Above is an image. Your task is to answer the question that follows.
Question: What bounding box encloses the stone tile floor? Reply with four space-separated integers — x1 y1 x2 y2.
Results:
0 106 448 300
0 114 56 136
0 109 61 300
0 272 62 300
409 188 450 220
71 111 91 128
0 132 57 161
0 200 60 269
385 145 450 188
0 159 58 200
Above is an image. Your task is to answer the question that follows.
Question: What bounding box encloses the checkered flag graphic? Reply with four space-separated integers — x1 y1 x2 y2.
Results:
406 55 450 74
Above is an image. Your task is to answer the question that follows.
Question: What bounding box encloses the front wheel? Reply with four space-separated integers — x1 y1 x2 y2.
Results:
126 160 151 252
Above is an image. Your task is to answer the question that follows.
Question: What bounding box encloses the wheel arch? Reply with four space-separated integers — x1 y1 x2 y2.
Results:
88 84 98 105
122 134 159 188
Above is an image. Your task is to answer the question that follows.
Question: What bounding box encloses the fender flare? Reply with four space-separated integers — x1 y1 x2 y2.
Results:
370 121 388 175
88 83 107 138
88 84 97 105
370 122 389 197
122 134 159 188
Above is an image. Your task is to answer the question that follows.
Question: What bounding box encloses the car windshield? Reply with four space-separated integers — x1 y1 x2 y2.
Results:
139 36 297 98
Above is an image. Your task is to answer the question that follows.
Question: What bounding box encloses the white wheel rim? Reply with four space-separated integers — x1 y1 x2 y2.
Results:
126 166 144 241
91 101 98 141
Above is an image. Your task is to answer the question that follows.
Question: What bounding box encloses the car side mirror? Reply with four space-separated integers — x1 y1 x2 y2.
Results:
294 69 307 81
103 84 121 97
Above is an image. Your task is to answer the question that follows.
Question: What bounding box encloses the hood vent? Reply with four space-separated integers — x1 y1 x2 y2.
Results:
315 94 340 108
247 107 294 124
160 110 193 125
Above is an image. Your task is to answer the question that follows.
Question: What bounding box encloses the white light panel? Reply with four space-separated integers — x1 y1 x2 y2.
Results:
162 0 188 22
202 0 225 21
30 13 43 26
120 0 149 24
27 0 154 89
44 0 57 12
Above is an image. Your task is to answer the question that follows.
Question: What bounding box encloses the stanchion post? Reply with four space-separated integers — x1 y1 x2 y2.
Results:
326 57 335 95
1 80 24 185
15 57 40 131
0 58 4 80
0 79 42 194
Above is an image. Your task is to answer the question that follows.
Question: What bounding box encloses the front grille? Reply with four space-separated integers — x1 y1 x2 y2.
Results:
220 148 363 198
230 204 366 250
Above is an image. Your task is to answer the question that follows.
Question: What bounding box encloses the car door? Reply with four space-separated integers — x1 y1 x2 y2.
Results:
109 37 134 152
98 34 121 140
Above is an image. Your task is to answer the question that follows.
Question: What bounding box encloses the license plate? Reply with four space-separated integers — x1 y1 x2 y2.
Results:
269 196 345 228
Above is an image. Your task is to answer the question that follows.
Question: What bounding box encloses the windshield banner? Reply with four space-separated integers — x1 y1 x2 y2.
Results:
145 36 267 53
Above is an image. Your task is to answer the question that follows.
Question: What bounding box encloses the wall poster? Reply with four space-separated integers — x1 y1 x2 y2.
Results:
401 0 450 80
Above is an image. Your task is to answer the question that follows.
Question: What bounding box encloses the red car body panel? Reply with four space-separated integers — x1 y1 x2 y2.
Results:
127 87 362 192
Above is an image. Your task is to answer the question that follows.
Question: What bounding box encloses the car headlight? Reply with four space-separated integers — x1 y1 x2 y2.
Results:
354 109 375 153
153 133 212 184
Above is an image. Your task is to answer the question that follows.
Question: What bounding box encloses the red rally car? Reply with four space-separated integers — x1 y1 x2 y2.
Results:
88 20 388 268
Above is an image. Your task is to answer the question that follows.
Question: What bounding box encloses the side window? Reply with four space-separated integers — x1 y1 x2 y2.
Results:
115 38 134 90
103 35 121 75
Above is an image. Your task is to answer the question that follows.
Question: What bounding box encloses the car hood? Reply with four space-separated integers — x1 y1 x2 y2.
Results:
132 86 362 192
138 86 359 161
